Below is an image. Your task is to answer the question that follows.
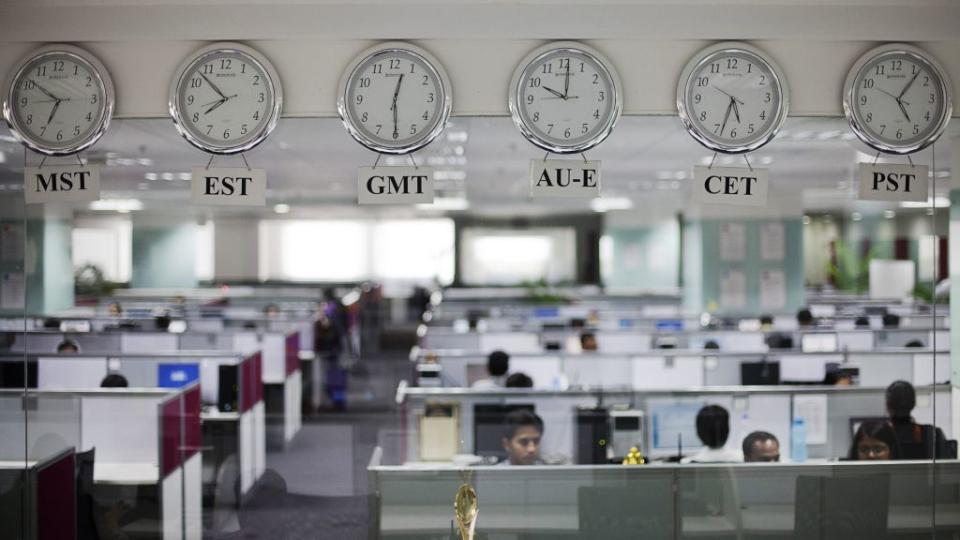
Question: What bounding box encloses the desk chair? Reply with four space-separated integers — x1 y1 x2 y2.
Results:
578 483 675 539
794 474 889 539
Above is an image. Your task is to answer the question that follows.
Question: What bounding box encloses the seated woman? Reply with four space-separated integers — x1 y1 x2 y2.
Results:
848 420 899 461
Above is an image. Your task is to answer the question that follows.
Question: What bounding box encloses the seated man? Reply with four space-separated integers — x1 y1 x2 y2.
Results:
742 431 780 462
886 380 950 459
499 409 544 466
580 332 598 352
472 350 509 389
56 339 79 353
682 405 741 463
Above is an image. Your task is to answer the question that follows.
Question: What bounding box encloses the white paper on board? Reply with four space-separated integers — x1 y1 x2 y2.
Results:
719 269 746 309
793 394 828 445
759 269 786 310
0 272 25 310
719 223 746 261
759 222 785 261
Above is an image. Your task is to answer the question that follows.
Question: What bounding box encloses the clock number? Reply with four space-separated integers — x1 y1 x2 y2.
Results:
223 129 231 140
53 61 64 72
85 112 92 121
361 112 368 123
355 94 363 105
895 128 902 140
526 95 533 105
696 77 709 87
528 77 541 88
598 91 605 102
912 64 920 75
18 97 26 107
373 64 383 74
56 130 63 141
220 58 232 70
542 63 552 74
865 112 872 122
726 58 738 70
253 75 261 86
409 63 415 74
253 111 260 120
713 123 721 134
859 95 867 105
73 65 79 75
359 77 370 88
929 93 935 104
709 63 720 74
924 111 931 121
862 78 874 89
581 123 589 134
879 124 886 135
90 94 98 104
427 93 435 103
580 62 585 73
759 110 766 120
85 76 93 87
547 124 554 134
36 66 46 76
73 126 80 136
764 92 771 103
558 58 570 70
205 125 213 135
187 95 194 105
592 73 599 85
241 124 248 135
422 111 429 121
192 112 199 123
22 80 35 90
532 112 540 122
694 94 702 104
257 93 265 103
422 75 429 86
241 63 246 74
202 64 213 75
730 128 737 138
890 59 902 71
747 63 753 73
563 128 571 139
593 109 600 120
375 124 382 135
39 126 45 136
922 76 929 87
389 59 400 70
409 124 417 135
699 111 707 121
759 74 766 85
25 114 32 125
747 123 755 134
874 64 885 76
913 124 920 135
190 77 202 88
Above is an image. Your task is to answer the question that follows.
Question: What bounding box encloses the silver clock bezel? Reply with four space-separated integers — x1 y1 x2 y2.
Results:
2 44 115 156
842 43 953 155
507 41 623 155
676 41 790 155
337 42 453 155
169 42 284 156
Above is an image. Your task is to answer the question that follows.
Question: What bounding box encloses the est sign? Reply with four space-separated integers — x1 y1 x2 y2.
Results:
357 166 434 205
858 163 927 202
692 166 768 207
24 164 100 204
191 167 267 206
530 160 600 197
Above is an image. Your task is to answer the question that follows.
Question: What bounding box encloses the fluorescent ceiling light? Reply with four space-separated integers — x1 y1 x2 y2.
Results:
89 198 143 212
899 197 949 209
590 197 633 213
416 197 469 211
273 203 291 214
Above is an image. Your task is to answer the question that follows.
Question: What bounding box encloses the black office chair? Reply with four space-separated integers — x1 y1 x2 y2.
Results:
794 474 889 539
75 447 97 540
577 484 675 539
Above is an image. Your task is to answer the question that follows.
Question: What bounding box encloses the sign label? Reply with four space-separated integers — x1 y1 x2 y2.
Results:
692 166 768 207
23 164 100 204
191 167 266 206
357 166 433 205
530 159 601 197
858 163 927 202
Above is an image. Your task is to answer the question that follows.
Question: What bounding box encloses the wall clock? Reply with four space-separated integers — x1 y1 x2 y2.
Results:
3 44 115 156
337 42 453 155
169 42 283 155
843 43 952 155
508 41 622 154
677 42 789 154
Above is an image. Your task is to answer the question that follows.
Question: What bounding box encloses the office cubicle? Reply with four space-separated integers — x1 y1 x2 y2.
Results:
0 386 202 540
368 459 960 538
0 447 77 540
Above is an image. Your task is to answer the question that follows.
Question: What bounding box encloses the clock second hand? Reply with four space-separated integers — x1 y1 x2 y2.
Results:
390 74 404 139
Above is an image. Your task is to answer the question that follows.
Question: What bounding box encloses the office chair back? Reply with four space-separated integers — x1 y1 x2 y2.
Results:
794 474 889 540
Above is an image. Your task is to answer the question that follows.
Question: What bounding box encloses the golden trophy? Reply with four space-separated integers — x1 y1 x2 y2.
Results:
454 481 478 540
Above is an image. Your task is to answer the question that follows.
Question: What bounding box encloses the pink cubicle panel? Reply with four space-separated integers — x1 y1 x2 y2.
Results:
160 394 182 478
285 332 300 376
36 450 76 540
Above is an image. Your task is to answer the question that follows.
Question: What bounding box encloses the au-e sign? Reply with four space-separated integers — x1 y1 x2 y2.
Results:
529 159 601 197
858 163 928 203
357 166 434 205
692 166 768 207
23 164 100 204
191 167 267 206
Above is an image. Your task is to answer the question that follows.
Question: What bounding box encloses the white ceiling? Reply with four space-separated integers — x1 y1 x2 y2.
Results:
0 114 955 218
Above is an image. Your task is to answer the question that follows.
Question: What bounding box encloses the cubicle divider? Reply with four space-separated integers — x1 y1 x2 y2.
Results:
416 349 951 390
397 385 953 463
0 386 202 540
0 447 77 540
368 459 960 538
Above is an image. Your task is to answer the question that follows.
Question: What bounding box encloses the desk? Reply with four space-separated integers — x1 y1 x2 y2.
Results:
94 462 159 485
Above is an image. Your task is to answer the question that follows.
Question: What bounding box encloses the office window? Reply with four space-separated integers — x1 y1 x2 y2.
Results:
372 220 455 284
459 227 576 285
259 220 368 281
72 217 132 283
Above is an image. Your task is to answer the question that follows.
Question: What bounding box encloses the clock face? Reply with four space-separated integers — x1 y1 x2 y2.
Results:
339 45 451 154
509 44 621 153
3 47 114 155
844 46 952 154
170 44 282 155
678 43 789 154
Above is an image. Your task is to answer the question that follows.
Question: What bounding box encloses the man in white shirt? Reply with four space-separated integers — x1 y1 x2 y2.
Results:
682 404 742 463
471 350 509 389
497 409 544 466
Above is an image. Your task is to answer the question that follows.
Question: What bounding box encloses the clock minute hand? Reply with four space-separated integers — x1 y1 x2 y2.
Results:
897 100 911 122
200 73 227 100
719 98 733 137
46 99 62 126
30 80 60 101
712 85 744 106
899 70 921 100
204 97 227 115
563 65 570 99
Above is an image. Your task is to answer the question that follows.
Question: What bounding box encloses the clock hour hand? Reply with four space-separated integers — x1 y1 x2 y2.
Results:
204 98 227 115
563 65 570 99
875 87 909 105
390 74 404 139
46 99 62 126
897 100 911 122
542 86 564 99
200 73 227 100
731 98 741 123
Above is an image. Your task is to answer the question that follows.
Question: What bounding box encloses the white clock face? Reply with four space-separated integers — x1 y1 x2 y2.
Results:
678 44 788 153
340 47 450 154
511 45 621 153
4 49 113 155
171 45 282 154
845 48 951 154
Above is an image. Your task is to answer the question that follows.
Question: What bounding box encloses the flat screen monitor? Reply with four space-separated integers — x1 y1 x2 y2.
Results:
473 403 535 459
649 402 703 455
740 361 781 385
0 361 37 388
157 363 200 389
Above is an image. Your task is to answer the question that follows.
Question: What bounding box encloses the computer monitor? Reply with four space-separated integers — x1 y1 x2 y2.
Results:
473 403 535 459
740 361 781 385
849 416 889 438
649 402 703 456
0 361 37 388
157 363 200 389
